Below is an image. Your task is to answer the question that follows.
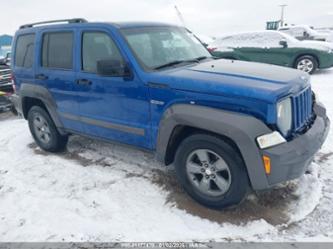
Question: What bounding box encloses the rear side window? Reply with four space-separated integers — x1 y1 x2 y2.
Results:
42 32 73 69
82 32 124 73
15 34 35 68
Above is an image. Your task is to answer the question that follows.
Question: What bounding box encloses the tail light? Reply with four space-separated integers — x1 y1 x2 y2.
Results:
207 47 217 53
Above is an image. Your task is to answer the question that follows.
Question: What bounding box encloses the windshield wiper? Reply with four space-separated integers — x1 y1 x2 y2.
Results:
153 57 212 70
195 56 210 61
153 60 187 70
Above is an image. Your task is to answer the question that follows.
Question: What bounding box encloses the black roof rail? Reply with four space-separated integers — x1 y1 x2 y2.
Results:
19 18 88 29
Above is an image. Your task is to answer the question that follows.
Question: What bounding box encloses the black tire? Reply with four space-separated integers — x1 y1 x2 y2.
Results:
10 105 18 116
294 55 318 74
174 134 249 209
28 106 68 152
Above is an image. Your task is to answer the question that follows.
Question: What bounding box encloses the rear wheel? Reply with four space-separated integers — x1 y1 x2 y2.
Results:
295 55 318 74
28 106 68 152
174 134 249 209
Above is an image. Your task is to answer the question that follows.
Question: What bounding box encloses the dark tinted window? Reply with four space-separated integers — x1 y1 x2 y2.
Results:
42 32 73 69
15 34 35 68
82 32 124 73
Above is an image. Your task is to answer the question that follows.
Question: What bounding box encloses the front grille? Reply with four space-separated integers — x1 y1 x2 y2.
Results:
292 87 313 132
0 68 12 92
0 68 11 76
0 76 11 84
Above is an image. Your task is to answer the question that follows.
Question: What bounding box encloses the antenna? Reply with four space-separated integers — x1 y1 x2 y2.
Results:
279 4 288 26
174 5 187 27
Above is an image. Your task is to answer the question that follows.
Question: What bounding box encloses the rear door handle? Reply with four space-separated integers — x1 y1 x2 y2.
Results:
35 74 48 80
76 79 92 86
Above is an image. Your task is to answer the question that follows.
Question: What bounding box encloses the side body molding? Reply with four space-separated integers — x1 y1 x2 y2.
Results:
19 83 66 135
155 104 272 190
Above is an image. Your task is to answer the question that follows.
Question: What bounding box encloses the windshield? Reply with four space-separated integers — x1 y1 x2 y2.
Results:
121 26 211 70
279 32 300 44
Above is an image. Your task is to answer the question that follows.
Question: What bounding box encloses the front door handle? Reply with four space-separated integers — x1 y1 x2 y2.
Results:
76 79 92 86
35 74 48 80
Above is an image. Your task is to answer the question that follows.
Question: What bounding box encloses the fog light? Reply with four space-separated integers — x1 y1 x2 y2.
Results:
256 131 286 149
262 155 271 175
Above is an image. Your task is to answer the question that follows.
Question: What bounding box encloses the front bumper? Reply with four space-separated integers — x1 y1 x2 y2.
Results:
262 102 330 186
0 96 12 111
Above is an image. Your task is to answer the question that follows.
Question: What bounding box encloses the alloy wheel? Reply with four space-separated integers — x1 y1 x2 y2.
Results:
297 59 314 73
33 114 51 144
185 149 232 197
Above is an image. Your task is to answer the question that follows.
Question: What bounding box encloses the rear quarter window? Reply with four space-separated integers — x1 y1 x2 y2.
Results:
14 34 35 68
42 32 73 70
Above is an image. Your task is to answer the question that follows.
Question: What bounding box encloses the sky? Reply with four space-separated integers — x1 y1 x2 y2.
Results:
1 0 333 37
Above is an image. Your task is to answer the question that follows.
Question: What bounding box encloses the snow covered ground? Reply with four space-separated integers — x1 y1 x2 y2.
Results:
0 69 333 242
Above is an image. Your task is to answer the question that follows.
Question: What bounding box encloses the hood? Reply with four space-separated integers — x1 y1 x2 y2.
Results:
151 59 310 104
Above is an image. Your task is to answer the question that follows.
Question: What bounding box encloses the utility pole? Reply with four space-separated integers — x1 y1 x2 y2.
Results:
279 4 288 26
174 5 187 27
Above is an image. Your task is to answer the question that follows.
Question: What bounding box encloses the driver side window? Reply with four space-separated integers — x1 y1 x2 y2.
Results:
82 32 124 73
257 33 284 48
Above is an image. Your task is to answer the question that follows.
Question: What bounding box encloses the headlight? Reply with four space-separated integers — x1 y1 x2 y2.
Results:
277 98 292 136
328 49 333 54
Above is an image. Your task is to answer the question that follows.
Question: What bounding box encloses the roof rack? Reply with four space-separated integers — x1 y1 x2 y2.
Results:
19 18 88 29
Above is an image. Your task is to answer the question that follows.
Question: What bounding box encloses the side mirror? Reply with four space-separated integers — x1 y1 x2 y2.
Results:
97 59 131 77
279 40 288 48
303 32 310 38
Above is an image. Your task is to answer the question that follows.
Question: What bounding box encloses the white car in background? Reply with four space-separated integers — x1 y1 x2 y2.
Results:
279 25 333 43
195 34 215 47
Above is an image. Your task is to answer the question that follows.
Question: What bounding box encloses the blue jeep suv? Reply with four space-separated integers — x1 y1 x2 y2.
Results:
11 19 330 209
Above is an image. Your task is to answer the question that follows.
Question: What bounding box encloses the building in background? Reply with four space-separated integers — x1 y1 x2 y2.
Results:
0 35 12 63
266 20 281 30
0 35 12 48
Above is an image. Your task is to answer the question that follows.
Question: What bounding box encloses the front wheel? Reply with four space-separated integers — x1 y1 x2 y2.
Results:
10 105 18 116
294 55 318 74
174 134 249 209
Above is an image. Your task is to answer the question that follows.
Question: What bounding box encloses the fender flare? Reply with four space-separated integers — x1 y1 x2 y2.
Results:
19 83 66 135
155 104 272 190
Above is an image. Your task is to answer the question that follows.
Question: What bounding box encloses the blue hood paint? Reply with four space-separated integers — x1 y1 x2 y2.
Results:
151 59 310 104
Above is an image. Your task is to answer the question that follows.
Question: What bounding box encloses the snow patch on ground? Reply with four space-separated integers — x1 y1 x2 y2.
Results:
0 119 278 242
286 163 322 223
